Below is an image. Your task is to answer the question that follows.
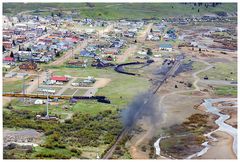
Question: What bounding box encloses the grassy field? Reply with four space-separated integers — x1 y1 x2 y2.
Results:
3 3 237 19
191 61 207 72
8 99 70 117
3 76 35 93
198 62 237 81
213 85 237 96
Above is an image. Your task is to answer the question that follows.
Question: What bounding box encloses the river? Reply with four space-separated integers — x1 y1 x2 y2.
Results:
154 98 237 159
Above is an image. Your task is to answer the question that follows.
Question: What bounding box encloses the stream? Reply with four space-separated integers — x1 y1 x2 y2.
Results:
154 98 237 159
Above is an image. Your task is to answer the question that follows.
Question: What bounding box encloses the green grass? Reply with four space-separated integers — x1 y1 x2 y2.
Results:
31 147 75 159
73 89 86 96
9 99 70 116
192 61 206 72
3 3 237 19
214 86 237 96
3 76 34 93
198 62 237 81
72 100 116 115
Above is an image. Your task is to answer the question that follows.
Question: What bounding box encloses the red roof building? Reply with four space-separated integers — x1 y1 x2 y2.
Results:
3 57 14 62
51 76 69 82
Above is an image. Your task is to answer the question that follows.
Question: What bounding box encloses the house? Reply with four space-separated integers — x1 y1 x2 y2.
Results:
104 48 120 55
3 41 12 49
3 57 14 63
123 31 135 38
16 51 32 62
3 30 14 37
51 76 69 82
159 44 173 51
80 50 96 57
16 35 26 43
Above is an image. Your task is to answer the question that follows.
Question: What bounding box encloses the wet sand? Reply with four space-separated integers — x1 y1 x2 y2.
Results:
197 131 237 159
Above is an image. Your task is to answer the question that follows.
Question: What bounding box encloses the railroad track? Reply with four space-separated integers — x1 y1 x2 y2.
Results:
102 56 183 159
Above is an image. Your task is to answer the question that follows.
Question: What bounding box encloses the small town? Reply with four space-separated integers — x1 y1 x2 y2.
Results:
2 2 238 160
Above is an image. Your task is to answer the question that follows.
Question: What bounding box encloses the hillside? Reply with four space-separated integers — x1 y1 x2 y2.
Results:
3 3 237 19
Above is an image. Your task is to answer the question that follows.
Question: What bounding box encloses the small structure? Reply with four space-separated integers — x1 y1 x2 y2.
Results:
159 44 173 51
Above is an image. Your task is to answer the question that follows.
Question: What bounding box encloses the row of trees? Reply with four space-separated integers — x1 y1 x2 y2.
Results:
3 106 123 159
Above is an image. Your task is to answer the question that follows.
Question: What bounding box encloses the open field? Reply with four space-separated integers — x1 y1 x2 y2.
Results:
198 62 237 81
3 3 237 19
3 76 35 93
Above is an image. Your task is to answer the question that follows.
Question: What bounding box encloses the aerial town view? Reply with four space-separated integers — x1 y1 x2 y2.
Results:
2 2 238 160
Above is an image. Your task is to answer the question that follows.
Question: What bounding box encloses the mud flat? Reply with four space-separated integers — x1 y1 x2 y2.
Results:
197 131 236 159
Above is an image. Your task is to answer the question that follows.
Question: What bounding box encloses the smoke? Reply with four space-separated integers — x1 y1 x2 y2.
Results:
121 92 164 128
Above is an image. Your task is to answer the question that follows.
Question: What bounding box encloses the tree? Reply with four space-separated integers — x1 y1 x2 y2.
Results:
56 51 60 57
134 40 137 43
10 51 14 58
12 40 16 46
150 28 153 33
198 9 200 13
26 48 31 51
51 12 54 17
147 48 153 56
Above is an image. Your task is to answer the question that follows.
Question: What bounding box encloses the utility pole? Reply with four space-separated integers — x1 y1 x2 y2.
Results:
45 70 50 119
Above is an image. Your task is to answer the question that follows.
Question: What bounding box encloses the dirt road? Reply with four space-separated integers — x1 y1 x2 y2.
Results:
116 45 138 63
137 23 153 43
